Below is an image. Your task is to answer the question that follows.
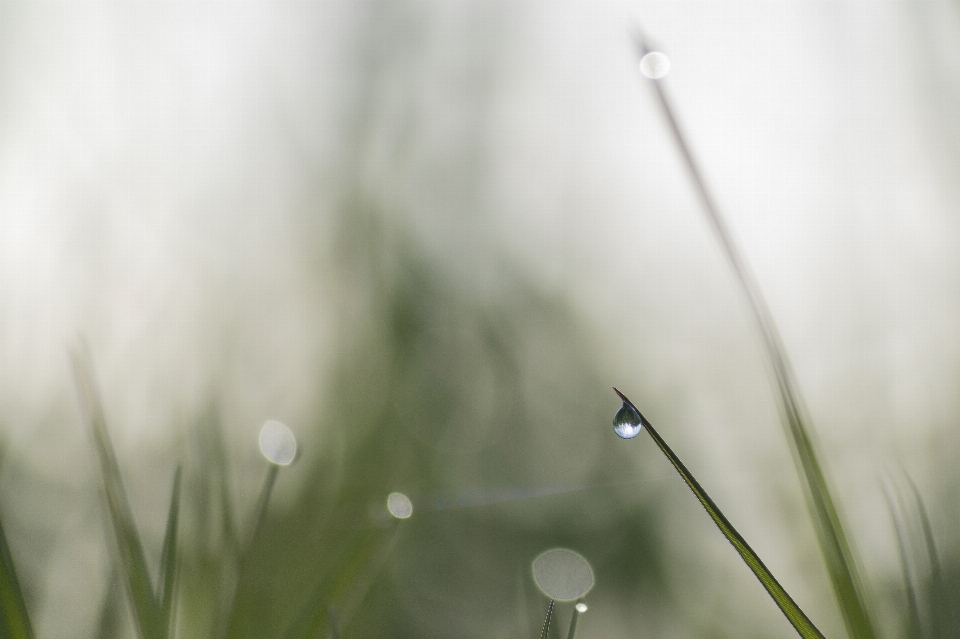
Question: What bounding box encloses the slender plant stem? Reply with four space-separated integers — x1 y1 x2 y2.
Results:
614 388 826 639
565 601 584 639
540 599 555 639
633 30 876 639
249 464 280 547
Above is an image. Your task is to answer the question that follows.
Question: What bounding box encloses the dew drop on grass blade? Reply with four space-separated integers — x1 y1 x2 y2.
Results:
613 388 826 639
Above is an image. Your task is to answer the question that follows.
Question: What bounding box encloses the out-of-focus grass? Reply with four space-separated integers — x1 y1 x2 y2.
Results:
0 509 35 639
635 31 877 639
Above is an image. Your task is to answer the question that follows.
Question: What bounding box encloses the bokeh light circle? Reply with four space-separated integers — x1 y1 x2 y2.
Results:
259 420 297 465
387 492 413 519
532 548 595 600
639 51 670 79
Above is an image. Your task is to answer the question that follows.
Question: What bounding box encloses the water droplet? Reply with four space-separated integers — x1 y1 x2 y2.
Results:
387 492 413 519
639 51 670 79
575 602 588 613
532 548 595 600
259 420 297 465
613 402 643 439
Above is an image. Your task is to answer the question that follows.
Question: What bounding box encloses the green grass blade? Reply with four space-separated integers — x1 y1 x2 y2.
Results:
882 484 924 639
0 512 35 639
634 31 876 639
539 599 555 639
615 389 826 639
157 465 182 636
71 350 164 639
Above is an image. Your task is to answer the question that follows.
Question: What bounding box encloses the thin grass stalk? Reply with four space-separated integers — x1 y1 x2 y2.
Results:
615 388 825 639
248 464 279 548
633 30 876 639
539 599 555 639
565 601 584 639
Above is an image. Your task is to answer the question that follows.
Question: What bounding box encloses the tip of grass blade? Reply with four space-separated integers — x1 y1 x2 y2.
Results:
613 388 825 639
70 348 164 639
157 465 183 635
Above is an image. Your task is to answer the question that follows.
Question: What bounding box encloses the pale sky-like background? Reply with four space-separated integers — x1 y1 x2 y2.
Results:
2 2 960 637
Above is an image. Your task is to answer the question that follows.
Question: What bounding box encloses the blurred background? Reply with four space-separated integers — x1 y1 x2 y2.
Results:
2 1 960 637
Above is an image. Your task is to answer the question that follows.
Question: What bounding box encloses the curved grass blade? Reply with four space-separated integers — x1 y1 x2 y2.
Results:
71 350 164 639
633 30 876 639
614 388 826 639
0 512 35 639
157 465 182 637
539 599 555 639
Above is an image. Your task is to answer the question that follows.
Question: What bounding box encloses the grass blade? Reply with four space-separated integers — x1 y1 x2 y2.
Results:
539 599 555 639
71 350 164 639
614 388 826 639
882 483 924 639
634 30 876 639
157 465 183 636
0 512 35 639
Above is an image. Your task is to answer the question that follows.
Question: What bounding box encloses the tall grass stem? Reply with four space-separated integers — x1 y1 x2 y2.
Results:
633 29 877 639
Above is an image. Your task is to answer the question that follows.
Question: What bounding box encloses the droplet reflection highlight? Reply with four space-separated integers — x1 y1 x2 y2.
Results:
259 420 297 465
613 403 643 439
639 51 670 79
532 548 595 600
387 492 413 519
575 602 588 613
